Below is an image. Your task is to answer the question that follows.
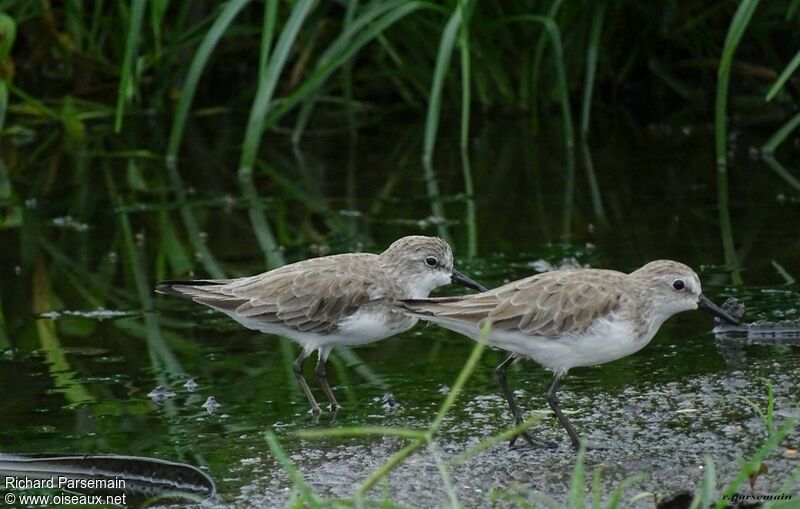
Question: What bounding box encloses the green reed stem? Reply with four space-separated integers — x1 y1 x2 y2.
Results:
421 5 464 243
579 4 608 224
265 430 323 508
356 440 425 497
166 0 250 162
114 0 145 133
715 0 759 168
429 321 489 431
0 81 7 134
580 3 605 140
259 0 278 86
239 0 314 178
459 0 477 258
714 419 796 509
528 0 564 133
766 48 800 102
260 2 431 132
762 110 800 154
714 0 758 285
569 440 587 508
296 427 428 440
429 443 461 509
761 155 800 192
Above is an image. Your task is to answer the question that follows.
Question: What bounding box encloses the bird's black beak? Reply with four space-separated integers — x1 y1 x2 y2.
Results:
698 294 739 325
451 269 488 292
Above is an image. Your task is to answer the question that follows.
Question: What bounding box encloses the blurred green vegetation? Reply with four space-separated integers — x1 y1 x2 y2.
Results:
0 1 799 157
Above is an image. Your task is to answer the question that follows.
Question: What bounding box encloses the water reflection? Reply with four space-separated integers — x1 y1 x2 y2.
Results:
0 115 799 503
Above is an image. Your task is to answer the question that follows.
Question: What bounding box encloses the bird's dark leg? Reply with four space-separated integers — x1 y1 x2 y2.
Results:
292 351 320 414
496 354 556 449
547 372 581 449
315 351 339 412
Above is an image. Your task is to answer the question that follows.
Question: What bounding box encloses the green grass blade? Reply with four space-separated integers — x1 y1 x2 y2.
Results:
356 440 425 497
238 0 315 178
689 455 715 509
428 443 461 509
714 419 797 509
761 155 800 192
259 0 278 84
0 80 7 134
114 0 146 133
422 5 462 167
260 2 431 132
429 321 489 432
765 48 800 101
716 0 760 169
714 0 758 285
421 5 464 243
771 260 796 285
448 412 543 465
761 110 800 154
580 3 605 139
166 0 250 162
0 11 16 61
295 427 428 440
569 440 587 509
264 431 323 508
459 0 477 258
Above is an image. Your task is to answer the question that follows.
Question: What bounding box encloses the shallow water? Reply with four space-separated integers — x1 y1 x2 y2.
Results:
1 114 799 506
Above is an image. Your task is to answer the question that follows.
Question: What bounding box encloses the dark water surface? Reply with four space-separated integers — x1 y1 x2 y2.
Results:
1 114 799 506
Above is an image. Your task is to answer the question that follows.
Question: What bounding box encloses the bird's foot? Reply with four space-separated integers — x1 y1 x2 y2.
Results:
571 440 608 451
509 430 557 449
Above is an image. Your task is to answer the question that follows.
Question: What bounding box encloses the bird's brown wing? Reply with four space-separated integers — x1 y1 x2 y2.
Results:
402 269 626 338
157 254 381 334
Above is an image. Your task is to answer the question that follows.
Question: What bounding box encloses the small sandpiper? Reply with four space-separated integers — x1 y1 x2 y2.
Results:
401 260 739 449
156 236 486 414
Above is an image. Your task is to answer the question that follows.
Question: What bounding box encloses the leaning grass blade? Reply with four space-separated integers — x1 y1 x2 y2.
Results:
0 292 9 349
259 0 279 85
422 5 462 167
422 5 465 243
296 427 427 440
528 0 564 133
569 440 587 509
603 472 648 509
265 431 323 508
580 4 605 139
260 2 429 132
166 0 250 162
114 0 146 133
240 172 285 268
0 12 15 61
356 440 425 497
715 0 758 284
715 0 759 168
761 155 800 192
765 48 800 102
429 321 490 432
0 81 7 134
714 419 796 509
688 455 715 509
448 412 544 465
238 0 315 178
771 260 796 285
761 110 800 154
428 443 461 509
459 0 477 258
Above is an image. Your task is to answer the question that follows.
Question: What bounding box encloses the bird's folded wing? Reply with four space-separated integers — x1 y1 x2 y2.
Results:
404 271 625 338
162 268 377 334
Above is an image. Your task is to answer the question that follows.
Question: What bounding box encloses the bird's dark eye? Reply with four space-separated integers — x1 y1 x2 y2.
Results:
425 256 438 267
673 280 685 291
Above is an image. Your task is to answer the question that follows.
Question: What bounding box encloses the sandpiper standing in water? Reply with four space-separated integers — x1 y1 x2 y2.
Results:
401 260 739 449
156 236 486 415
